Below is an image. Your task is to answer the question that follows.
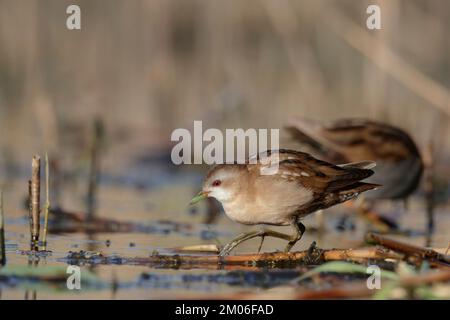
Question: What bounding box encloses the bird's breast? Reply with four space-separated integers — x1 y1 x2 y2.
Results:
220 181 314 225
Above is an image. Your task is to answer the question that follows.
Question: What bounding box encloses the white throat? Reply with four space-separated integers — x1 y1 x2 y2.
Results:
209 187 233 203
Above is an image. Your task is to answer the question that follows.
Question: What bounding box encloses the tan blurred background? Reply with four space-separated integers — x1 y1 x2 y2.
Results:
1 0 450 174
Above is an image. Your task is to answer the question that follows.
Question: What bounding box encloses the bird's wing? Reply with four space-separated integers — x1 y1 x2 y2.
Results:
248 149 375 193
246 149 379 217
286 117 373 150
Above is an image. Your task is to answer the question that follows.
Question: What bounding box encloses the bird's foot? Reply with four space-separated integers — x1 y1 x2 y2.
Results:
219 241 239 256
283 221 306 253
303 241 323 265
284 241 295 253
257 235 265 254
219 229 292 256
219 230 261 256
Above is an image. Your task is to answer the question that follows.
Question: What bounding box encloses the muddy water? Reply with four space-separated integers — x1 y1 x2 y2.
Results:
0 164 449 300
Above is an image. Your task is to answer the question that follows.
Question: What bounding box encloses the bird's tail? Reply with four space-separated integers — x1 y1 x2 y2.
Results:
336 182 380 203
338 161 376 170
307 181 380 213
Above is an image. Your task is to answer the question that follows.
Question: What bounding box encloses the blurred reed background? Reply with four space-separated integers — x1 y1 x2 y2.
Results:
0 0 449 176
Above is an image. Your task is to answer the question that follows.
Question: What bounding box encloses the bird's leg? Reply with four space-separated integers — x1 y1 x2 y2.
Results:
354 197 399 232
284 221 306 252
257 235 265 253
219 229 292 256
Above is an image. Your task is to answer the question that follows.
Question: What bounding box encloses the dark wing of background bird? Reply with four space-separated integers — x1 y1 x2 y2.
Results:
286 117 422 163
323 119 422 162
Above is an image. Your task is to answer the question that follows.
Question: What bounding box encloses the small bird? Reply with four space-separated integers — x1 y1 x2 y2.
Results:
285 118 423 201
190 149 378 255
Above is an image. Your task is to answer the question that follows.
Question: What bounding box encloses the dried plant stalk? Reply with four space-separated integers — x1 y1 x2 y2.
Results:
366 232 450 268
30 155 41 250
67 247 402 269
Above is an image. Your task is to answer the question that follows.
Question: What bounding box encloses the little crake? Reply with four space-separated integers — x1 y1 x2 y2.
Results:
191 149 379 255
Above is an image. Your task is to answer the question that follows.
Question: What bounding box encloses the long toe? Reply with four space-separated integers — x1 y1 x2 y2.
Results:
219 243 234 256
284 242 294 253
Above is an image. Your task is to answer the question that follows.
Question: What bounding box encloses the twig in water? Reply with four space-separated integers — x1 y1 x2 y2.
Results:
400 268 450 288
172 244 220 253
42 153 50 250
66 246 402 269
30 155 41 251
0 189 6 265
366 232 450 268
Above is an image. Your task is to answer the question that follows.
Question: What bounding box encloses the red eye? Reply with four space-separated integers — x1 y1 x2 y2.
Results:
212 180 221 187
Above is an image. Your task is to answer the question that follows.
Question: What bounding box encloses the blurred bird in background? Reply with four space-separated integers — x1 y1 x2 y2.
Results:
286 117 426 233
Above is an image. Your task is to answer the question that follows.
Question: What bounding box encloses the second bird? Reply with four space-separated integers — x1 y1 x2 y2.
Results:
286 118 423 202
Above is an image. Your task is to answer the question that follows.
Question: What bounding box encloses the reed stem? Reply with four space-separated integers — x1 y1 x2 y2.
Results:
30 155 41 251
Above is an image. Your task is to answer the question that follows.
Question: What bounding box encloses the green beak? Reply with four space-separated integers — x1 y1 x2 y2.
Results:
190 191 209 205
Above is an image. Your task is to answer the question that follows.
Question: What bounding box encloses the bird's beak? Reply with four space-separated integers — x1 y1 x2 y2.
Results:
189 191 209 205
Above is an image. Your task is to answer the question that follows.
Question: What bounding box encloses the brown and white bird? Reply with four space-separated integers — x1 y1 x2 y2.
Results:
285 118 423 201
190 149 378 255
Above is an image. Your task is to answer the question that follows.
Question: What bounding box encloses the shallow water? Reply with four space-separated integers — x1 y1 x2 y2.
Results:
0 163 449 300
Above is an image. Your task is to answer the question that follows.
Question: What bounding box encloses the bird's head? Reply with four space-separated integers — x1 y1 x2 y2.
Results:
190 165 245 205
